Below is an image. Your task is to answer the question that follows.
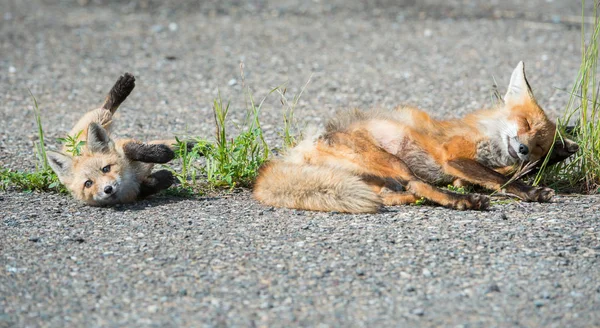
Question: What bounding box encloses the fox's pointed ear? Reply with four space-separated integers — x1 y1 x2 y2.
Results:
47 151 73 182
87 123 113 153
504 61 533 104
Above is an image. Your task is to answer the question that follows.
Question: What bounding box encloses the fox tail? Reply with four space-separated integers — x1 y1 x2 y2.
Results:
253 160 382 213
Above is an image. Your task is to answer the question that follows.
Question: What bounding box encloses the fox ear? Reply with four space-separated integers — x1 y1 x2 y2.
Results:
87 123 112 153
504 61 533 104
47 151 73 182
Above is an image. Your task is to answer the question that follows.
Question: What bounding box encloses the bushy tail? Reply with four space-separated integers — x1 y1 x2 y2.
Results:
101 73 136 113
253 160 382 213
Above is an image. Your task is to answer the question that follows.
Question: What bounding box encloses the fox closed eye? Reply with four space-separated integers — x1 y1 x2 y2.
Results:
521 118 531 131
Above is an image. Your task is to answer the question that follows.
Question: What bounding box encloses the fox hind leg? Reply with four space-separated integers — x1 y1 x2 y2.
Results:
404 180 489 210
362 176 420 206
319 131 490 210
381 192 420 206
362 175 489 210
101 73 136 113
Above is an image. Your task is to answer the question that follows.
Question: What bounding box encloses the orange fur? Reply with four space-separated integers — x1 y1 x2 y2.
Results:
254 62 574 213
55 139 155 205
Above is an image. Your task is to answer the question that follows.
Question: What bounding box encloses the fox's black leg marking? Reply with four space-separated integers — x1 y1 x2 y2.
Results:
139 170 175 198
102 73 136 113
123 142 175 164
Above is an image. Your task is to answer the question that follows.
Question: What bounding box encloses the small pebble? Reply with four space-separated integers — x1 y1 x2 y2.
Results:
486 283 501 293
411 308 425 316
150 25 164 33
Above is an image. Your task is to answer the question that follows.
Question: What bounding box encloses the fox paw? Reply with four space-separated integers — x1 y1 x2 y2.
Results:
525 186 555 202
453 193 490 211
138 170 175 198
151 169 175 190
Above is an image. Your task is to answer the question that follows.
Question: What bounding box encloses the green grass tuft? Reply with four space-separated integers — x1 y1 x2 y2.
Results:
57 130 86 156
168 90 273 192
30 90 49 171
1 92 65 193
165 77 310 194
535 0 600 193
0 168 65 193
275 75 311 149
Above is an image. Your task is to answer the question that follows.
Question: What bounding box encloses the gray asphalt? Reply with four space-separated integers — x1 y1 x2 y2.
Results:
1 0 599 327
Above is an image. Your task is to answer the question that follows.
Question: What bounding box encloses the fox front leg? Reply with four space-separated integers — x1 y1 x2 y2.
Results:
444 158 555 202
122 142 175 164
139 170 175 198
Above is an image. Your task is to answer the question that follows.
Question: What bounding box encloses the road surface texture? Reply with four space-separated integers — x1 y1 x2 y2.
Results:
1 0 599 327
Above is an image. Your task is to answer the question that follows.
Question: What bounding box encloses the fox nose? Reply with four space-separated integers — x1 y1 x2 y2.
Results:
104 186 114 194
518 144 529 155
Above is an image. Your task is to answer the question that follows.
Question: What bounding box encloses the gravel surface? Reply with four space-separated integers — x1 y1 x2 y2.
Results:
1 0 599 327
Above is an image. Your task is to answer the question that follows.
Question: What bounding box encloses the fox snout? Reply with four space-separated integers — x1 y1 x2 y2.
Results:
507 136 532 161
95 181 119 202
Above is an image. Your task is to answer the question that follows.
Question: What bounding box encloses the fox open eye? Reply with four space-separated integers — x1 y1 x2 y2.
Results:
84 180 93 188
101 165 111 173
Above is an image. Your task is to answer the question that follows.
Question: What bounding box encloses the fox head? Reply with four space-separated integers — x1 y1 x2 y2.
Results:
496 61 578 165
47 123 139 205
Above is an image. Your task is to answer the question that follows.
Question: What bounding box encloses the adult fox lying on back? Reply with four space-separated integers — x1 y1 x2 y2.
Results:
254 62 579 213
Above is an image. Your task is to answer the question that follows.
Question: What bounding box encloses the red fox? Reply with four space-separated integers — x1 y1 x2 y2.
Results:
254 62 579 213
47 73 176 205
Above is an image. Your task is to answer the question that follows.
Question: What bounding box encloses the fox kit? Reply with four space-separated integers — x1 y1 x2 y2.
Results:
47 73 176 205
254 62 579 213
